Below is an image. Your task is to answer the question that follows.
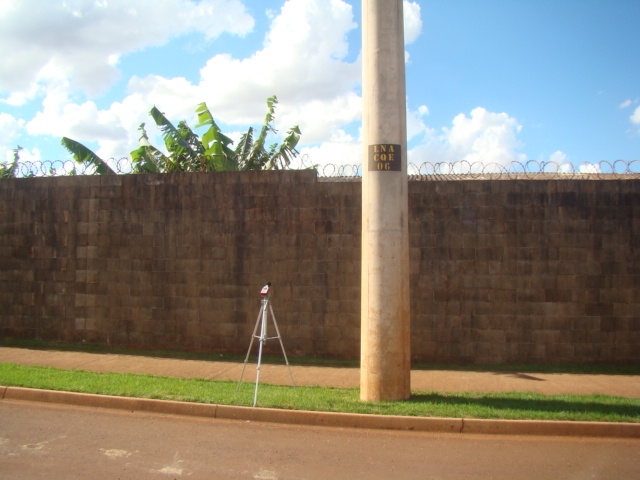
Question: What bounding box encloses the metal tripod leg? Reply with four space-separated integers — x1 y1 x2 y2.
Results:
252 297 269 407
237 295 294 407
268 302 296 388
237 302 264 390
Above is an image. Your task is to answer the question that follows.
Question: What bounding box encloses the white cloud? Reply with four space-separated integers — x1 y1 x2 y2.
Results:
0 0 255 101
299 130 361 170
278 94 361 144
0 0 542 176
408 107 526 167
125 75 202 121
549 150 567 164
0 84 41 107
8 0 440 169
0 112 23 143
403 1 422 45
619 100 640 133
549 151 577 173
14 147 42 164
579 163 601 174
28 85 123 140
403 1 422 64
195 0 360 121
631 106 640 128
25 81 147 160
407 105 429 142
22 0 363 161
3 147 42 166
0 112 25 162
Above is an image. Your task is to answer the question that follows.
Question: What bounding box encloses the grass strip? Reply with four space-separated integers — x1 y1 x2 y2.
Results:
1 363 638 423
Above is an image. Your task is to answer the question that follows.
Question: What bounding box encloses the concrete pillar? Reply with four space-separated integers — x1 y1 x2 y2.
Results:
360 0 411 401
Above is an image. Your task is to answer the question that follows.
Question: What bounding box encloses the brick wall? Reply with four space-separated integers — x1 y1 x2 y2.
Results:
0 171 638 365
409 179 639 365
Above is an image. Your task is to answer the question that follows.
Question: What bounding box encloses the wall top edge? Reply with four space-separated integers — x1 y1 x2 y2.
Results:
0 169 321 187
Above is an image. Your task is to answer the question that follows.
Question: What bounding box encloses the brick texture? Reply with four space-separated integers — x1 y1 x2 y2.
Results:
0 172 638 365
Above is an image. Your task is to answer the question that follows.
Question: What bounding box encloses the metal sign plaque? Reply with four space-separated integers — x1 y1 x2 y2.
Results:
368 144 401 171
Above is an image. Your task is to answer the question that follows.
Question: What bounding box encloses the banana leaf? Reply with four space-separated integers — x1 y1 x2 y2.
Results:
0 146 20 178
61 137 115 175
195 102 237 171
149 107 201 169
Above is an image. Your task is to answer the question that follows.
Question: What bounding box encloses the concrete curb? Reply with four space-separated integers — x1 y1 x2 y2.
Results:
2 386 639 439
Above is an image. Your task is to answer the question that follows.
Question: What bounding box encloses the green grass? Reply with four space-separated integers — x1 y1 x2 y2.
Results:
1 363 638 423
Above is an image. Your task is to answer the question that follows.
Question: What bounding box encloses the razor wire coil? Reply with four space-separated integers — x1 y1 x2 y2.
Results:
4 158 639 180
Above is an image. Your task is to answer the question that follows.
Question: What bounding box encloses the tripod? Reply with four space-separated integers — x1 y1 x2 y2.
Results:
238 283 295 407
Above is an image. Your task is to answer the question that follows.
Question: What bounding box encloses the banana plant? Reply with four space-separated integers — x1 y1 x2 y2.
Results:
0 146 21 178
234 95 301 171
61 96 301 174
194 102 238 171
129 123 172 173
60 137 116 175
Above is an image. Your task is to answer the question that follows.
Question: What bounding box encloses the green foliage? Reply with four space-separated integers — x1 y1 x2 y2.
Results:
129 123 172 173
61 137 116 175
194 102 237 171
61 96 301 175
234 95 301 171
0 146 21 178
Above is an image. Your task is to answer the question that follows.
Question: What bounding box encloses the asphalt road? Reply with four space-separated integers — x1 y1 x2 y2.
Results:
1 400 639 480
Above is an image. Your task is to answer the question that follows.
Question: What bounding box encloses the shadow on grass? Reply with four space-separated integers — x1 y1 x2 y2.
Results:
407 392 640 420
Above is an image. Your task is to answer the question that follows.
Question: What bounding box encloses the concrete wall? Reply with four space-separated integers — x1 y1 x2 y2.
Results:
409 179 639 365
0 171 638 365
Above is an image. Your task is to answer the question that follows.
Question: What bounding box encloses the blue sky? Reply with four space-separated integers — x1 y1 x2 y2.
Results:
1 0 638 171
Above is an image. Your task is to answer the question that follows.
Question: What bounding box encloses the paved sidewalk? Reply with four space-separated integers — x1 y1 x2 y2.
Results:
1 347 639 398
